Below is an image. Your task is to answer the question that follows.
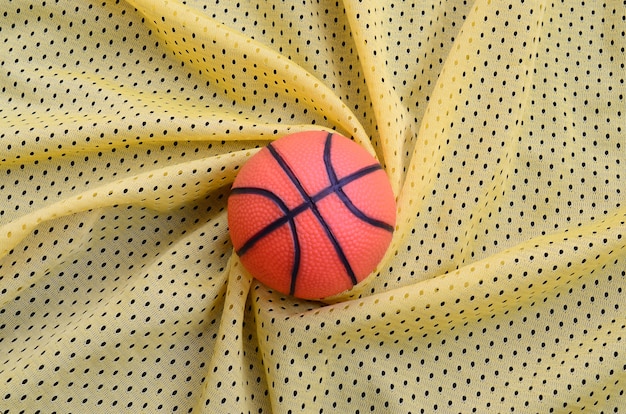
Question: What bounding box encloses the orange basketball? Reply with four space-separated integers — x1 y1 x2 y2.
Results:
227 131 396 300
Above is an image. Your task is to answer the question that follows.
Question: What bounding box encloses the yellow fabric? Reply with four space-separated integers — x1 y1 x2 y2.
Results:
1 0 624 412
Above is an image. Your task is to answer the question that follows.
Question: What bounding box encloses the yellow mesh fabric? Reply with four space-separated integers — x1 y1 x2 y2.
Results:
1 0 625 412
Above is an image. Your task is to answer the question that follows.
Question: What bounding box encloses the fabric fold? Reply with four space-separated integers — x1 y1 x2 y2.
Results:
124 0 375 158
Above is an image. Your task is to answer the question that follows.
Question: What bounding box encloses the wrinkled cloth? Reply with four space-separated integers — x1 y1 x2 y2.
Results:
1 0 624 412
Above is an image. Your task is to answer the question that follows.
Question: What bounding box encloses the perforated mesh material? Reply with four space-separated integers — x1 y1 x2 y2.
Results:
1 0 624 412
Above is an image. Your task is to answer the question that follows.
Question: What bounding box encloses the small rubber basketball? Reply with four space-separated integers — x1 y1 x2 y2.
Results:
227 131 396 300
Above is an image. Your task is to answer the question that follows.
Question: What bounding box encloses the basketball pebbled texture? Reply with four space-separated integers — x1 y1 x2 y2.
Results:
227 131 396 300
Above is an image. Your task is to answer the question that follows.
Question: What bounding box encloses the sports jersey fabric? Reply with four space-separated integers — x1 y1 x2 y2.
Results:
1 0 624 412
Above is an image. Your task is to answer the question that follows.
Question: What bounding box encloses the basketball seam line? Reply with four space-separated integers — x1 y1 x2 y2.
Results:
266 133 357 293
231 163 385 255
229 187 301 255
322 135 395 233
230 187 302 295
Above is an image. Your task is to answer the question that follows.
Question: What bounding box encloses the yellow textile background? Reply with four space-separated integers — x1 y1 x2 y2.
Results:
1 0 625 412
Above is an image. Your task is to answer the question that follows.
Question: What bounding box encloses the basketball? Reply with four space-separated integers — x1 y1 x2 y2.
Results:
227 131 396 300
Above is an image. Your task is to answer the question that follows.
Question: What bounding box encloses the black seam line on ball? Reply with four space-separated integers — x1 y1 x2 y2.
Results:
231 186 302 295
268 133 357 289
322 136 395 233
230 187 299 254
232 163 384 257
